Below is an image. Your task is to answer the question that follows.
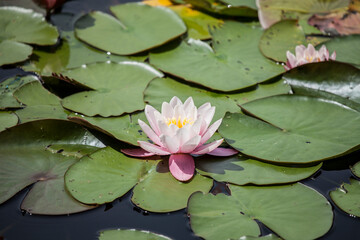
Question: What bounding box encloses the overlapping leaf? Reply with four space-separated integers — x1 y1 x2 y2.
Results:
188 183 333 240
65 147 212 212
219 95 360 163
150 21 284 91
330 179 360 217
351 161 360 177
0 112 18 132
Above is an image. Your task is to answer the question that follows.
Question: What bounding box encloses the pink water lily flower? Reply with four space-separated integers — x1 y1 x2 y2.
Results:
122 97 237 182
284 44 336 71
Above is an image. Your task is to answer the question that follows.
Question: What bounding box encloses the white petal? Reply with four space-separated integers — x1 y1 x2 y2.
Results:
174 104 186 120
144 105 161 135
176 125 197 146
181 135 201 153
295 45 306 59
160 135 180 154
191 139 224 155
170 96 182 107
183 97 195 114
138 141 170 155
330 51 336 60
199 118 222 145
199 106 215 135
158 121 178 136
191 117 202 135
286 51 296 67
197 102 211 116
138 119 162 146
161 102 174 119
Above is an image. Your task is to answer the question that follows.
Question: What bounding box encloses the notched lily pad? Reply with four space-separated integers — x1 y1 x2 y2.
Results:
150 21 284 92
65 147 213 212
99 229 171 240
75 3 186 55
188 183 333 240
351 161 360 178
330 178 360 217
55 61 163 117
219 95 360 163
196 154 322 185
0 119 104 214
0 6 59 66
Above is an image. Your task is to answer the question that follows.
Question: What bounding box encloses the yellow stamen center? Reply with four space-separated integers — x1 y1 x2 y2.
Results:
166 116 194 128
306 56 313 62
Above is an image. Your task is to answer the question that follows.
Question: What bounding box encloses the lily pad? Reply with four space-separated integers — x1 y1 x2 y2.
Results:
56 61 163 117
351 161 360 178
184 0 257 17
283 61 360 110
219 95 360 163
75 3 186 55
0 75 38 109
99 229 171 240
323 35 360 66
68 112 149 146
196 154 322 185
144 77 290 121
170 5 223 40
239 235 280 240
188 183 333 240
256 0 350 29
13 81 68 123
150 21 284 91
65 147 213 212
330 178 360 217
0 111 18 132
0 6 59 66
0 119 104 214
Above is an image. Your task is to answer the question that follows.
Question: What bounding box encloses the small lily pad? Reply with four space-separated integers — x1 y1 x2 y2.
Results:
150 21 284 91
0 111 18 132
99 229 171 240
351 161 360 178
0 6 59 66
219 95 360 163
65 147 213 212
56 61 163 117
196 154 322 185
330 178 360 217
75 3 186 55
0 120 104 214
188 183 333 240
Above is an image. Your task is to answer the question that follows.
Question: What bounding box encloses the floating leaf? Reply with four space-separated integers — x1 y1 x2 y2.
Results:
99 229 171 240
0 0 46 14
184 0 257 17
0 75 38 109
144 77 290 121
0 6 59 66
256 0 350 29
0 112 18 132
75 3 186 55
150 22 284 91
13 81 68 123
219 95 360 163
283 61 360 110
56 62 163 117
330 179 360 217
188 183 333 240
351 161 360 178
196 154 322 185
65 147 212 212
322 35 360 66
0 120 104 214
239 235 281 240
170 5 223 40
143 0 174 6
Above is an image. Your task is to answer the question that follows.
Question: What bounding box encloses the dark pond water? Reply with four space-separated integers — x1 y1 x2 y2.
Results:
0 0 360 239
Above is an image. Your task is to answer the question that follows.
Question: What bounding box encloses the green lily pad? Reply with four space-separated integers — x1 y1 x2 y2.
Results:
170 5 223 40
75 3 186 55
150 21 284 91
323 35 360 67
184 0 257 17
0 75 38 109
0 0 46 15
239 234 281 240
65 147 213 212
144 77 290 122
330 178 360 217
196 154 322 185
0 111 18 132
56 61 163 117
99 229 171 240
13 81 68 123
351 161 360 178
0 6 59 66
256 0 349 29
259 20 329 63
283 61 360 111
219 95 360 163
22 31 147 76
0 119 104 214
188 183 333 240
68 112 149 146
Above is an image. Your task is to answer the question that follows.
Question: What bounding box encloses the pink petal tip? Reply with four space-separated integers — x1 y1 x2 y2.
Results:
169 154 195 181
207 147 238 157
121 148 155 157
